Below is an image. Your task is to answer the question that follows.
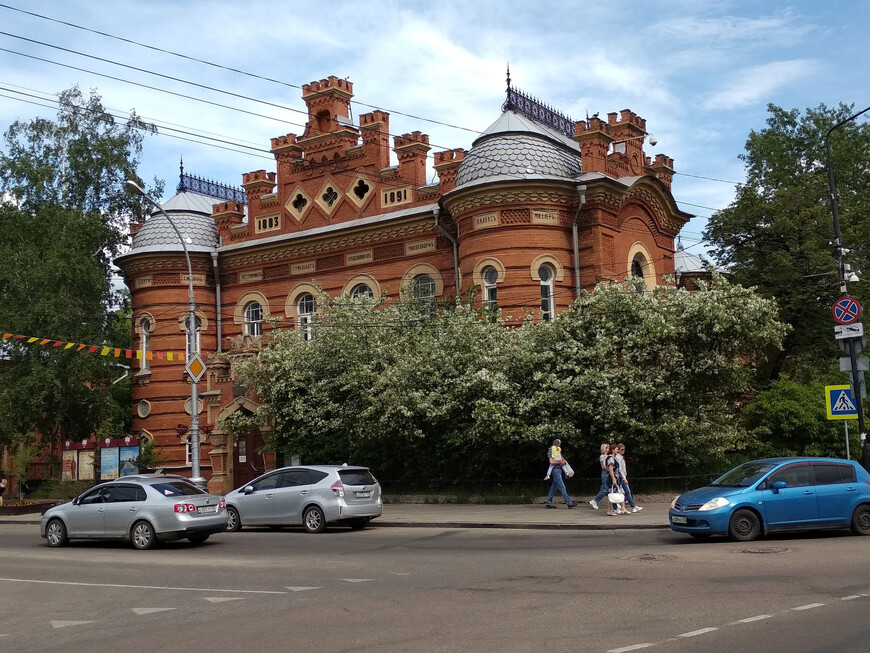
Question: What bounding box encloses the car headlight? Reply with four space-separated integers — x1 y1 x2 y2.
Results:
670 496 679 509
698 497 730 511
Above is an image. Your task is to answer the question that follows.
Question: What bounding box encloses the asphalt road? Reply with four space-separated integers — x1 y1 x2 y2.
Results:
2 523 870 652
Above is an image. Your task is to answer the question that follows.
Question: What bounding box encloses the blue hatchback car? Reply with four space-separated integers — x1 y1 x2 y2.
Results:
669 457 870 541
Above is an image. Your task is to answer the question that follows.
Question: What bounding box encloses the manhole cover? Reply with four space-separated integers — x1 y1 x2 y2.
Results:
742 546 789 554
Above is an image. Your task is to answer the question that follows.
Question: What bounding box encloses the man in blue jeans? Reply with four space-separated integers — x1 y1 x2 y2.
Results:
545 450 576 509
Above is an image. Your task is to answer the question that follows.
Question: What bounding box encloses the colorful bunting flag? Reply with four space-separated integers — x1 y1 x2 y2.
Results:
0 331 186 363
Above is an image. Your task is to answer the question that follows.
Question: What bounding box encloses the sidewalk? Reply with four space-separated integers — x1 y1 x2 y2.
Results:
0 502 672 530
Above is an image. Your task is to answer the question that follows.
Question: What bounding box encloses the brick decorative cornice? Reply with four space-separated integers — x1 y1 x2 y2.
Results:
220 219 434 270
444 184 578 216
117 253 214 276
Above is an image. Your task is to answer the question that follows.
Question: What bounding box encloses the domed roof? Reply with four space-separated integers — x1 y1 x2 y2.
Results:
455 111 582 189
116 189 221 263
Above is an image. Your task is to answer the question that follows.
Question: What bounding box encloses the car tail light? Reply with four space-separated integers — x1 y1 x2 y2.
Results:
174 503 196 513
331 480 344 497
219 499 226 509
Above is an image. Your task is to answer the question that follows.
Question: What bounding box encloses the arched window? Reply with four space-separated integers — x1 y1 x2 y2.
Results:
539 264 555 321
244 301 263 337
137 316 153 372
631 258 645 279
351 283 374 300
411 274 436 315
185 316 202 359
298 293 316 341
482 266 499 318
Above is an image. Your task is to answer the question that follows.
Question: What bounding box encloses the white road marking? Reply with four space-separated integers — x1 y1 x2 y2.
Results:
0 577 285 594
679 627 718 638
286 586 322 592
792 603 824 611
341 578 374 583
132 608 177 615
732 614 772 624
51 621 95 629
608 644 655 652
205 597 244 603
841 594 867 601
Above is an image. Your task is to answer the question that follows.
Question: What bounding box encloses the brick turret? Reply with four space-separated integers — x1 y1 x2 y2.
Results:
394 131 430 188
297 76 359 157
433 148 466 193
241 170 276 203
360 111 391 171
212 201 245 243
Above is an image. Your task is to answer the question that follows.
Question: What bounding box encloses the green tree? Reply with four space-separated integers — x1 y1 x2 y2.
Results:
230 275 786 481
0 87 158 450
703 102 870 381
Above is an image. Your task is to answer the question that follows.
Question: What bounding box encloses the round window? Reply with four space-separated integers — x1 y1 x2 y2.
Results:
137 399 151 418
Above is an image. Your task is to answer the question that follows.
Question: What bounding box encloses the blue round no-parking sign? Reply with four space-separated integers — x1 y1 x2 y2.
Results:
833 296 862 325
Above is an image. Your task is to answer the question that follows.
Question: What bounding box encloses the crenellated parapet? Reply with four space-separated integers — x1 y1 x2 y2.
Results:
212 201 246 243
433 148 467 193
270 134 303 159
359 110 391 170
241 170 276 199
394 131 430 188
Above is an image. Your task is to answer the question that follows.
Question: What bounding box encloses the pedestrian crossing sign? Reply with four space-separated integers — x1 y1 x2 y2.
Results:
826 384 858 420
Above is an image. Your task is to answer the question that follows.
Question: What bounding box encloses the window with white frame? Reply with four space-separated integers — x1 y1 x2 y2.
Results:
138 317 152 372
482 266 499 318
298 293 316 341
412 273 436 315
539 263 555 321
244 301 263 337
350 283 374 300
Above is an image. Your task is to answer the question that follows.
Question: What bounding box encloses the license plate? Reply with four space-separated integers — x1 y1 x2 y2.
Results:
671 515 687 524
355 491 371 499
197 506 217 514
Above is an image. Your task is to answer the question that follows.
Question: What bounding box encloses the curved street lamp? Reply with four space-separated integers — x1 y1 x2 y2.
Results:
825 105 870 469
125 180 206 488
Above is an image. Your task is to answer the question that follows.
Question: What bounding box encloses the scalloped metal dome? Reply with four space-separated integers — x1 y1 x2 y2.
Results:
123 190 220 257
455 111 582 189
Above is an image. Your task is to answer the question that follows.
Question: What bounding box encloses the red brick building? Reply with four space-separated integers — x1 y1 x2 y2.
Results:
115 75 692 494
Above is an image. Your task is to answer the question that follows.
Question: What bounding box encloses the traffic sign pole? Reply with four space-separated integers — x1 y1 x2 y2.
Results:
848 336 869 468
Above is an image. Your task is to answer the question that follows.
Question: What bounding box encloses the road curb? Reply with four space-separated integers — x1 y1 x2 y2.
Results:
372 521 669 530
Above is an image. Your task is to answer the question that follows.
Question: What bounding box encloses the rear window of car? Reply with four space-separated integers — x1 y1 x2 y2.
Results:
338 469 376 485
151 481 205 496
812 463 856 485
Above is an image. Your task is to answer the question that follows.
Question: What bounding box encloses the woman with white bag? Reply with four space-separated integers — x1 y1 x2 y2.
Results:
604 445 626 515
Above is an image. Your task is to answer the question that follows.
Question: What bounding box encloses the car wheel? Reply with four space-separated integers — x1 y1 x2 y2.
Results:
851 505 870 535
226 506 241 532
349 518 367 530
45 518 68 547
303 506 326 533
131 520 157 550
187 533 210 545
689 533 711 541
728 509 761 542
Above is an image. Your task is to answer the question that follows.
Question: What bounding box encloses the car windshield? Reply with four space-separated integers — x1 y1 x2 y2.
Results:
710 463 775 487
338 469 376 485
151 481 205 497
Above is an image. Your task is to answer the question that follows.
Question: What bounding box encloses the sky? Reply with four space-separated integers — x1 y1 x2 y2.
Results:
0 0 868 261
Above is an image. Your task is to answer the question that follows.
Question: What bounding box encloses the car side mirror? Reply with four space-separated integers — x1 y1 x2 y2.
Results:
243 485 254 494
72 497 80 505
772 480 787 494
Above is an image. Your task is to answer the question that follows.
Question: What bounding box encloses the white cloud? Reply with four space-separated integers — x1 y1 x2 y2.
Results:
703 59 819 109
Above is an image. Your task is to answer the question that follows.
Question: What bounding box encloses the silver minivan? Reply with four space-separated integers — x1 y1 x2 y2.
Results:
225 464 382 533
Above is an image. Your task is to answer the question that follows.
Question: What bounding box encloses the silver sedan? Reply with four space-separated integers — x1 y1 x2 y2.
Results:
40 475 227 549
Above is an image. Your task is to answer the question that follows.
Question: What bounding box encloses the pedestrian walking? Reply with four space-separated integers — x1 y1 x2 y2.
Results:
544 439 562 480
545 444 576 509
0 470 6 506
615 443 643 513
588 443 610 510
604 445 626 515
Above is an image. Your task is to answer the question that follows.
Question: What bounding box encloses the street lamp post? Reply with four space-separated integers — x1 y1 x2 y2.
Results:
825 105 870 469
125 180 206 488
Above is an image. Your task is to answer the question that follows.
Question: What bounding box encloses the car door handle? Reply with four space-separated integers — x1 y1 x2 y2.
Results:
803 490 813 495
265 494 273 499
847 487 857 491
97 507 105 513
129 507 138 511
300 490 309 496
